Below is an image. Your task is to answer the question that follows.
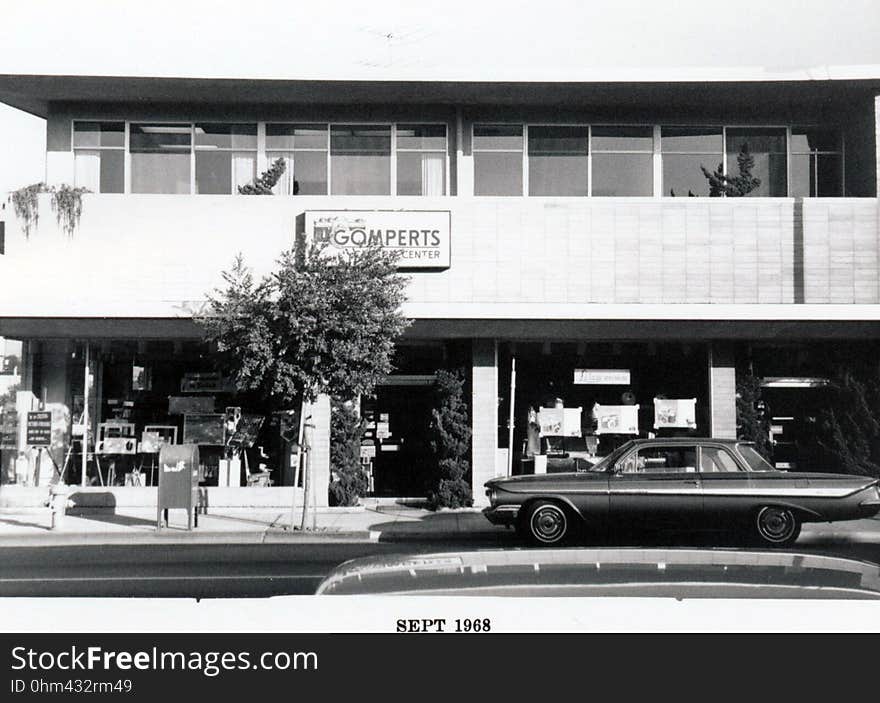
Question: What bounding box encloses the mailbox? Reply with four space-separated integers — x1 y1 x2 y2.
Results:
157 444 201 530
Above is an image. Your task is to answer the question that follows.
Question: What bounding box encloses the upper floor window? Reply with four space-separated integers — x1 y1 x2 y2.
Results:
591 126 654 197
528 126 589 196
194 123 257 194
130 123 192 194
790 127 843 197
473 125 523 196
725 127 787 197
397 124 447 196
73 122 124 193
661 127 723 197
266 124 328 195
330 125 391 195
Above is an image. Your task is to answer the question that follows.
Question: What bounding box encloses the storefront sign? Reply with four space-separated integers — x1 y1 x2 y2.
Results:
305 210 451 269
26 411 52 447
593 404 640 435
574 369 631 385
181 372 227 393
653 398 697 430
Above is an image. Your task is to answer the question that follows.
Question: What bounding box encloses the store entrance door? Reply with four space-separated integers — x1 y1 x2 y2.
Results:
363 384 434 497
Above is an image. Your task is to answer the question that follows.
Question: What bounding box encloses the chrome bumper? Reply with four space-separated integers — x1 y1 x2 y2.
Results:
483 504 520 526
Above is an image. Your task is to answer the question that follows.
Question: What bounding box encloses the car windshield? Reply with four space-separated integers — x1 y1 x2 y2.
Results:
736 443 776 472
586 442 634 472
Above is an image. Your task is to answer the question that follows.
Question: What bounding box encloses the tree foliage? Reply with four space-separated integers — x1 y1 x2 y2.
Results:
198 241 410 406
426 369 473 509
701 144 762 197
816 368 880 477
329 399 369 506
237 157 289 195
735 371 772 459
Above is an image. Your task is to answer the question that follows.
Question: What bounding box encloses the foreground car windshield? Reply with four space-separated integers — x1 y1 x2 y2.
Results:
737 443 775 471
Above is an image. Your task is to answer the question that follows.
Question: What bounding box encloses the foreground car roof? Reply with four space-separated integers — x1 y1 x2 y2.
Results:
316 548 880 598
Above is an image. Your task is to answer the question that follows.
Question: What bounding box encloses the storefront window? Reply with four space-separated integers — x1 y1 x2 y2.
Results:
528 125 589 196
73 122 125 193
473 124 523 196
194 123 257 194
396 124 447 196
266 124 329 195
790 127 843 197
591 126 654 196
130 123 192 194
330 125 391 195
661 127 723 197
725 127 787 197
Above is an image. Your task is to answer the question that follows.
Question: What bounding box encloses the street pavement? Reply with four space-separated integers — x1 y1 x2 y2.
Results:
0 500 878 597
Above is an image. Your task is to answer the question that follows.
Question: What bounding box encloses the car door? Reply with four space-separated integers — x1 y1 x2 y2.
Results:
699 444 756 525
608 444 702 530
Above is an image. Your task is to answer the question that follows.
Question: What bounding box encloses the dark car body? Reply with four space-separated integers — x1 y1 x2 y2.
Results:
484 438 880 546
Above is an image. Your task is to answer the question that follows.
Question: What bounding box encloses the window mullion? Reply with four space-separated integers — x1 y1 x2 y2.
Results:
522 124 529 196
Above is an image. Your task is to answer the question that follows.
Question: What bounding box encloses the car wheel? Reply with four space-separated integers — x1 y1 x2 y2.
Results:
754 506 801 547
524 501 570 546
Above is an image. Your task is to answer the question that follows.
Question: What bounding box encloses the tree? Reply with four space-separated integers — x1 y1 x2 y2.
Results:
701 144 762 197
426 369 473 509
816 368 880 477
328 399 369 506
735 370 772 459
198 241 410 525
237 157 290 195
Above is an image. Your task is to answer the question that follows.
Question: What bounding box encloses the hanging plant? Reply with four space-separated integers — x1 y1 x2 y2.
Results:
8 182 46 238
50 184 90 237
6 182 89 238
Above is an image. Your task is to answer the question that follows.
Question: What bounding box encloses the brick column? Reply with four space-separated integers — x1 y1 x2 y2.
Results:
708 343 737 439
309 394 331 508
471 339 498 507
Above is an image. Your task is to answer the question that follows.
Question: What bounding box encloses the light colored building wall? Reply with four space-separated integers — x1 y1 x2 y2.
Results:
2 195 879 318
471 339 497 506
708 343 737 439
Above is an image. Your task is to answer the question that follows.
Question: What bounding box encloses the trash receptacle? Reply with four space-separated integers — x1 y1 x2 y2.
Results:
157 444 200 530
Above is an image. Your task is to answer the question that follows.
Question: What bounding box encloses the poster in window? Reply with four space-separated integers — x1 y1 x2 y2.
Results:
537 407 583 437
593 404 640 435
653 398 697 429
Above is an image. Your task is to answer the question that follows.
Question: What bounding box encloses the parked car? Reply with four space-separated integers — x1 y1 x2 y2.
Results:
315 547 880 598
484 438 880 547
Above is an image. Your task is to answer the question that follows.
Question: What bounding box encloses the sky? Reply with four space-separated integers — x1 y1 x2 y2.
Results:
2 0 880 193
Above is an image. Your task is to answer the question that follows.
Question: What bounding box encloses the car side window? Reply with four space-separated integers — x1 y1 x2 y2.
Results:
700 446 742 473
620 446 697 474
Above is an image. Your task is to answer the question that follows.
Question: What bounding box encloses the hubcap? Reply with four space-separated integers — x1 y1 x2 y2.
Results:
757 507 796 543
531 505 567 543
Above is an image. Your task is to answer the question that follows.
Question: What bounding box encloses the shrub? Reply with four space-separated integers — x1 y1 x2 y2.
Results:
426 369 473 510
328 399 369 506
816 368 880 477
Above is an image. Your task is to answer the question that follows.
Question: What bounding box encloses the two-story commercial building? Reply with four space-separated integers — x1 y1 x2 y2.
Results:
1 69 879 509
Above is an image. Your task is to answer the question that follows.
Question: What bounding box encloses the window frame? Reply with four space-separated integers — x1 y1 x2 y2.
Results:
395 122 450 196
193 122 259 195
264 122 331 196
127 121 195 195
526 123 590 197
71 120 127 193
789 125 845 197
472 122 526 196
589 124 656 197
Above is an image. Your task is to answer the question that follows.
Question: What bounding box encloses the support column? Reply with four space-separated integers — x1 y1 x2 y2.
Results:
310 394 331 508
875 95 880 197
708 343 737 439
471 339 498 507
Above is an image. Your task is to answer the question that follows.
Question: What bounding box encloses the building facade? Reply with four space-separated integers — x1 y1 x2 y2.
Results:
1 74 879 508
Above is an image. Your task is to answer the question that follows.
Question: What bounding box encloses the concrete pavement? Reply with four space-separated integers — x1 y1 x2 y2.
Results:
0 499 508 547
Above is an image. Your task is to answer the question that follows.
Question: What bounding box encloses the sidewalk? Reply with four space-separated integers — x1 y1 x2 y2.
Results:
0 499 508 547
